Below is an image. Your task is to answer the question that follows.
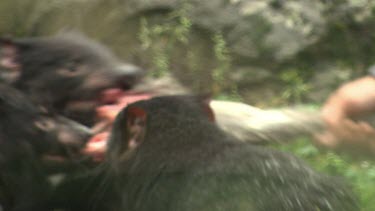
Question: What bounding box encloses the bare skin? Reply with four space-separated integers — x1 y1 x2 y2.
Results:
315 76 375 156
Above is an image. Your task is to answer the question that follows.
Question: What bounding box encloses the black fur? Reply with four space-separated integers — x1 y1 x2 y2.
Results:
104 95 359 211
0 33 144 125
0 83 91 210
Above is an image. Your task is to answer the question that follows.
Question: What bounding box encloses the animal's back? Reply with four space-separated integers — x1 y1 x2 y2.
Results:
120 137 357 211
109 96 358 211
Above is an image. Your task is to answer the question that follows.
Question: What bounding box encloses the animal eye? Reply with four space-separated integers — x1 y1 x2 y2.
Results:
57 62 81 76
66 61 79 72
34 119 55 131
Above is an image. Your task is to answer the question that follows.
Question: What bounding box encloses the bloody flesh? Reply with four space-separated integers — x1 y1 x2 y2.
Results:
83 90 152 161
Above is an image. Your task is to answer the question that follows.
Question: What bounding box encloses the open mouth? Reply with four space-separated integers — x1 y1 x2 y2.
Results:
82 88 152 162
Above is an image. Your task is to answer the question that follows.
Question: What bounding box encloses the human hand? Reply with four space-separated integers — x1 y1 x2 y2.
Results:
314 120 375 156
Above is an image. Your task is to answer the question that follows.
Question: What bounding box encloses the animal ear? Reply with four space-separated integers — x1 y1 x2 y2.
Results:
125 106 147 150
0 37 20 69
196 94 215 122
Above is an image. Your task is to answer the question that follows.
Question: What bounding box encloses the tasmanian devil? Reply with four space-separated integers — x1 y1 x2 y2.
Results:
0 32 144 126
101 95 358 211
0 83 92 211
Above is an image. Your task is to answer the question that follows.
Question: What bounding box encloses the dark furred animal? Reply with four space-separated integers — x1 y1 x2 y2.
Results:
105 95 358 211
0 33 144 126
0 84 92 211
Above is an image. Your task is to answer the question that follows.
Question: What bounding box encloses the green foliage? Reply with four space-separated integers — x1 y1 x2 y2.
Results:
211 33 241 100
212 33 232 94
280 69 311 103
215 85 243 102
276 138 375 211
138 4 192 78
137 4 237 95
